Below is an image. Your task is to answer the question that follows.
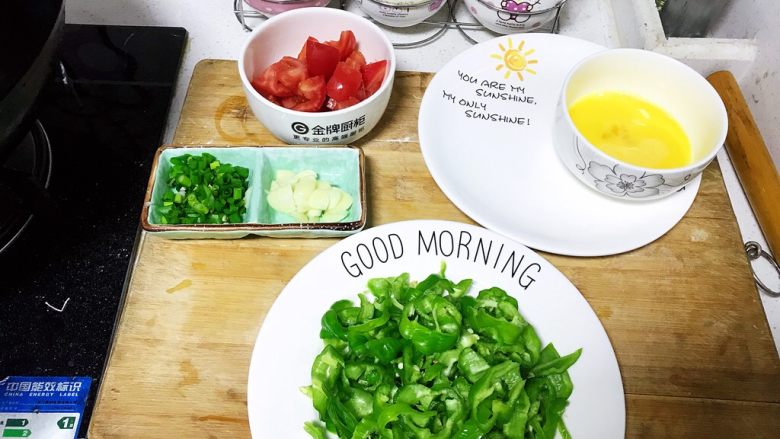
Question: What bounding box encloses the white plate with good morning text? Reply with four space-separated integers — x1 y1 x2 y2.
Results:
247 220 625 438
418 34 701 256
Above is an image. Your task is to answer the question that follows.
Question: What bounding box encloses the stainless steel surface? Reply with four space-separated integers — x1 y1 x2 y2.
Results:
233 0 566 47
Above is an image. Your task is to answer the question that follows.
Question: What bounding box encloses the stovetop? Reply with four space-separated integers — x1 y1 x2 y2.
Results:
0 24 186 437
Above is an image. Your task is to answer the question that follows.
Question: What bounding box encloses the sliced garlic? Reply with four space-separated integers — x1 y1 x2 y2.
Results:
266 169 354 223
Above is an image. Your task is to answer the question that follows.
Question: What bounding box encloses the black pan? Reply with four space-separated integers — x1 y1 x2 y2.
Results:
0 0 65 156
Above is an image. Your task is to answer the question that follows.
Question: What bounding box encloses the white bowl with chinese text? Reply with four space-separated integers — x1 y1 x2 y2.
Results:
239 8 396 144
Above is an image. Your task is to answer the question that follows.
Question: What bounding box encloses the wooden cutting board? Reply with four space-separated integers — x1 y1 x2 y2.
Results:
89 60 780 438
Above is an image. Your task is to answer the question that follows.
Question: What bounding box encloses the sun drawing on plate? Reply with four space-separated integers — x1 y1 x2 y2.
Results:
490 38 538 80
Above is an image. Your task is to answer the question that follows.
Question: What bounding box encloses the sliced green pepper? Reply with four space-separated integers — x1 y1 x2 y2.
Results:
400 295 462 355
159 153 248 224
304 268 582 439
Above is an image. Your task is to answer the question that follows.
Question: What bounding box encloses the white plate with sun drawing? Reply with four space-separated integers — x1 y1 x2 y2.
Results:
418 34 701 256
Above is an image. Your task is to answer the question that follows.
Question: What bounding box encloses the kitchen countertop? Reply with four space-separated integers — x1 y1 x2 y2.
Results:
88 61 780 439
64 0 779 353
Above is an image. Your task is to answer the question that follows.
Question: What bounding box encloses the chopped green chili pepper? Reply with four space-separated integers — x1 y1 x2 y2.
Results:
303 267 582 439
303 421 328 439
156 153 249 224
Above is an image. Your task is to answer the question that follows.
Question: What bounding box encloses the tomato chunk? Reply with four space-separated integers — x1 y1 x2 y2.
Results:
325 30 357 61
326 96 361 111
326 62 364 102
297 36 319 62
251 30 389 112
362 60 387 97
305 40 340 80
280 95 305 109
276 57 308 90
252 59 299 98
336 31 357 61
263 93 281 106
344 50 366 71
293 76 327 112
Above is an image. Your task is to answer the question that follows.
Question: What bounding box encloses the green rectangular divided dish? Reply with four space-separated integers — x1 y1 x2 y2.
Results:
141 145 366 239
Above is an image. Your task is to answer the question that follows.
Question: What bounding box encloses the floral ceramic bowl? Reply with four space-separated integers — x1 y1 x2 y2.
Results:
553 48 728 201
464 0 565 34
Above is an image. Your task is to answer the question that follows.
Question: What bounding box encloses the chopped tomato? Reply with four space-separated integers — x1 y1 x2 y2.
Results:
252 61 296 98
297 37 318 62
344 50 366 71
326 96 361 111
357 83 367 101
263 93 281 106
292 76 327 112
362 60 387 97
252 30 389 112
305 40 340 80
280 95 305 109
324 30 357 61
335 31 357 61
276 56 308 90
326 62 364 102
